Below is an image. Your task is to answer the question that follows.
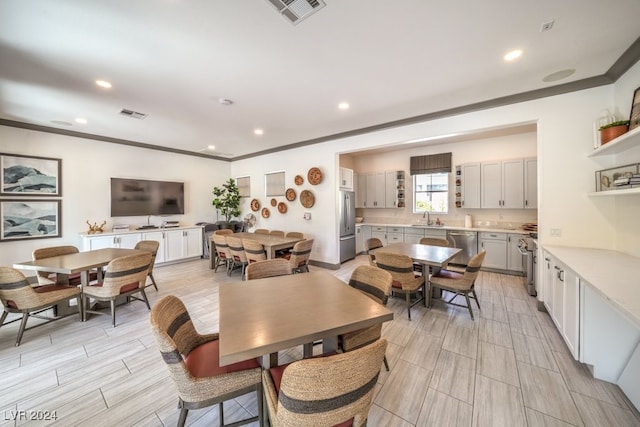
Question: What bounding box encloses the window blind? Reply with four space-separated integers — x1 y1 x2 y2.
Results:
410 152 452 175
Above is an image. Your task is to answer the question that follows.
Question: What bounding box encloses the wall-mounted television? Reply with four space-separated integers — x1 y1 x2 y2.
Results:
110 178 185 217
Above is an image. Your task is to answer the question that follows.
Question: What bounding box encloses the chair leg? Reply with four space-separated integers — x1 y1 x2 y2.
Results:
77 296 83 322
16 313 29 346
405 293 412 320
383 355 390 371
83 296 89 321
149 273 158 291
472 288 481 310
140 289 151 310
464 293 475 320
219 402 224 427
111 300 116 327
0 310 8 328
177 407 188 427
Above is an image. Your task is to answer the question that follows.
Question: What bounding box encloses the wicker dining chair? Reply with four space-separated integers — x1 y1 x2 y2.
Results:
226 236 249 279
213 229 234 235
263 338 387 427
339 265 392 371
269 230 285 237
211 233 233 274
374 252 426 320
134 240 160 291
280 239 313 273
0 267 82 346
365 238 383 266
81 252 151 327
429 250 486 320
150 295 262 427
246 259 292 280
243 239 267 265
254 229 269 235
285 232 304 239
32 245 98 286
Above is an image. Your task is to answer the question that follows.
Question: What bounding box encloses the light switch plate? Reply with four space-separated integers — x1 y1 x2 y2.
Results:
303 212 311 220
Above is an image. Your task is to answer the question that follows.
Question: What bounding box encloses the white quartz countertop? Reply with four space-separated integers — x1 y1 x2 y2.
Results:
543 245 640 328
355 222 531 235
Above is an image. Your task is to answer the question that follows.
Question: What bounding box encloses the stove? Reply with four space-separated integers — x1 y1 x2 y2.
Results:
517 235 537 296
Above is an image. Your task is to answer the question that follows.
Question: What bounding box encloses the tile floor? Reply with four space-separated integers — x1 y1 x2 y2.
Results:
0 255 639 426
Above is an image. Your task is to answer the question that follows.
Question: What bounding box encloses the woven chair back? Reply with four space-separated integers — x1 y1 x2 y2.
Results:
243 239 267 264
32 245 80 284
419 237 449 247
287 239 313 270
374 252 416 285
348 265 392 306
285 232 304 239
212 234 232 261
226 236 248 263
254 229 269 235
270 339 387 427
213 228 233 235
0 267 41 309
246 259 291 280
461 250 486 286
134 240 159 274
269 230 285 237
365 238 383 266
95 253 151 298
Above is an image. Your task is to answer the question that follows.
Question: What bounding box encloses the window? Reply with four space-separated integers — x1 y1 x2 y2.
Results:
413 172 448 213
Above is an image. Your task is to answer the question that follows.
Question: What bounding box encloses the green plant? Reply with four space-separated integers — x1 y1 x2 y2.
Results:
599 120 629 130
212 178 241 223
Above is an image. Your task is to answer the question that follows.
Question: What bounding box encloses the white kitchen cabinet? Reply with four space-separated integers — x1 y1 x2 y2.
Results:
356 225 371 254
339 167 354 191
364 173 386 208
81 232 141 250
481 159 524 208
524 158 537 209
478 231 507 270
140 230 166 263
542 250 555 314
355 173 366 208
371 226 387 246
386 226 404 244
403 227 424 243
460 162 481 208
165 228 202 261
506 233 524 272
384 171 405 208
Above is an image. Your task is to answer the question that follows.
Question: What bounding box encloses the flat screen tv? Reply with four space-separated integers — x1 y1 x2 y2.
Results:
110 178 185 217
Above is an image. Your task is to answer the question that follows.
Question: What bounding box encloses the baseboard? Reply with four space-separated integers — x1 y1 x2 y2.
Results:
309 260 340 270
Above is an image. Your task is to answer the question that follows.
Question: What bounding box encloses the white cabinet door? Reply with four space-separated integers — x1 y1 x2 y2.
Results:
118 233 141 249
542 251 555 314
461 163 481 208
385 171 397 208
141 231 166 263
551 263 565 331
84 235 118 250
365 174 376 208
502 159 524 208
563 267 579 358
357 226 371 253
165 230 185 261
164 228 202 261
506 234 524 272
355 173 366 208
373 173 386 208
339 167 354 191
481 161 502 208
386 227 403 244
184 228 203 258
524 158 537 209
478 232 507 269
371 226 387 246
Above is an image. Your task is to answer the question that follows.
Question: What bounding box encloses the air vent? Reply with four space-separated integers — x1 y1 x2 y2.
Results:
119 109 148 120
265 0 325 25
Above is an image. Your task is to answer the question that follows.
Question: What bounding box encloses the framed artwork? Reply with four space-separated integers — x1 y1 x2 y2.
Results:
265 171 285 196
630 86 640 131
236 176 250 197
1 153 61 196
1 199 61 241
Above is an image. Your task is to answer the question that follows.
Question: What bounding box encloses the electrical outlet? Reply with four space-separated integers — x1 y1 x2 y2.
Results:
303 212 311 220
550 228 562 237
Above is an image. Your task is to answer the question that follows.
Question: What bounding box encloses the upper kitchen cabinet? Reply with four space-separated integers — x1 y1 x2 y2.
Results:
355 173 366 208
366 172 386 208
385 170 405 208
524 158 537 209
355 170 404 208
456 163 481 208
481 159 524 208
339 167 354 191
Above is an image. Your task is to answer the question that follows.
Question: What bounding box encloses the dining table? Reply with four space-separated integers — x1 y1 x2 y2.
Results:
209 232 303 268
373 242 462 307
13 247 145 316
218 270 394 368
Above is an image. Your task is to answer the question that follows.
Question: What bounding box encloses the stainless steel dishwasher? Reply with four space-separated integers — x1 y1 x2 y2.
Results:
446 230 478 265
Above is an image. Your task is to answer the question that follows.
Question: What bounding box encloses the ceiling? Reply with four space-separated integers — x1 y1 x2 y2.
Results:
1 1 639 161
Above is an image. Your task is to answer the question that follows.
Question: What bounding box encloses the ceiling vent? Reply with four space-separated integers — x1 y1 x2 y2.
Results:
119 109 148 120
265 0 326 25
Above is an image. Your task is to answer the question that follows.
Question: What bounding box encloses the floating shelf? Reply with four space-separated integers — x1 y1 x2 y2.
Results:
588 187 640 197
588 127 640 158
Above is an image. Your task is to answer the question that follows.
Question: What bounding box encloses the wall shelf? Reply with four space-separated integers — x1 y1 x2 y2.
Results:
588 127 640 158
588 187 640 197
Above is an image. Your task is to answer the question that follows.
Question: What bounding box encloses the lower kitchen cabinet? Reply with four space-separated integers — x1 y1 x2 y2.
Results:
478 232 507 270
165 228 202 261
356 225 371 254
81 232 141 250
506 233 524 272
371 226 387 246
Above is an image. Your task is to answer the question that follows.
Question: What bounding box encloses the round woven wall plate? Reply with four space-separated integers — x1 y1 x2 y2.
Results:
250 199 260 211
285 188 296 201
277 202 287 214
294 175 304 186
307 167 322 185
300 190 315 208
261 207 270 218
270 198 277 207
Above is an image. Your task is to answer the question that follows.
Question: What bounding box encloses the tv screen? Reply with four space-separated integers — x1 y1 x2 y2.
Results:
110 178 185 217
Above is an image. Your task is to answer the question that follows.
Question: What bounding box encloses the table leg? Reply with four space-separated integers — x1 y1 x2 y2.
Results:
322 336 338 355
53 274 78 316
423 263 432 307
261 353 279 369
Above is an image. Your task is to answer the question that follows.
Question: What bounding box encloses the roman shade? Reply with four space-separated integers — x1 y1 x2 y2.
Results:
410 153 452 175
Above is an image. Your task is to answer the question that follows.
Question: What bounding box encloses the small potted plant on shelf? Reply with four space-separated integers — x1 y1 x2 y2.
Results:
212 178 241 228
599 120 630 145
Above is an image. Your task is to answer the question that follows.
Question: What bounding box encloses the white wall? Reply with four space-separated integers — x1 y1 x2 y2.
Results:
0 125 231 267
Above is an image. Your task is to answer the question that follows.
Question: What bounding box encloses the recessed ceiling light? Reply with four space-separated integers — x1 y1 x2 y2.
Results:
504 49 523 62
95 80 112 89
254 129 264 136
542 68 576 82
219 98 233 106
75 117 87 124
208 145 216 150
338 102 350 110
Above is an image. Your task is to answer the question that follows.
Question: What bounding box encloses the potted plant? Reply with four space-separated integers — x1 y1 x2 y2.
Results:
212 178 241 227
599 120 630 145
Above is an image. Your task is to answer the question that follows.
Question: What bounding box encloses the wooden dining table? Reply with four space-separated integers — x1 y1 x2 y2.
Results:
13 247 145 316
218 270 394 368
209 232 303 268
373 242 462 306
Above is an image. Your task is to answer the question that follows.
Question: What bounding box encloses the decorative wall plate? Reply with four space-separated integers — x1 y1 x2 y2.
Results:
294 175 304 186
250 199 260 211
261 207 270 218
285 188 296 201
300 190 315 208
277 202 287 214
307 167 323 185
270 198 277 207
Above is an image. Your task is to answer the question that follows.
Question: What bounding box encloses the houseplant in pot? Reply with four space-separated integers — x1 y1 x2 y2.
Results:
212 178 241 229
599 120 630 145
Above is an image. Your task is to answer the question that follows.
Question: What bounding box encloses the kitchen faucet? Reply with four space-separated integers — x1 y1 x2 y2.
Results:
422 210 433 225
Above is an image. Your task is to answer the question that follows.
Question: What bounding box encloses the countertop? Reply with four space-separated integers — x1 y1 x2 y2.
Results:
355 222 531 235
543 245 640 328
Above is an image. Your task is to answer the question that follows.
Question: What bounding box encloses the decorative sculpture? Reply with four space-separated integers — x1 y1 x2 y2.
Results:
86 220 106 234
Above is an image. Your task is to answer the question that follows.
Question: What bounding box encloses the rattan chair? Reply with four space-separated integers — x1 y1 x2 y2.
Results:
246 259 292 280
365 238 383 266
340 265 392 371
226 236 249 279
269 230 285 237
375 252 426 320
213 229 234 235
150 295 262 427
285 232 304 239
429 251 486 320
254 229 269 235
0 267 82 346
263 338 387 427
32 245 98 286
81 252 151 327
281 239 313 273
211 234 233 274
134 240 160 291
243 239 267 265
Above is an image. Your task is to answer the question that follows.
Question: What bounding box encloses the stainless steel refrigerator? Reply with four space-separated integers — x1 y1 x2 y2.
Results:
339 190 356 263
